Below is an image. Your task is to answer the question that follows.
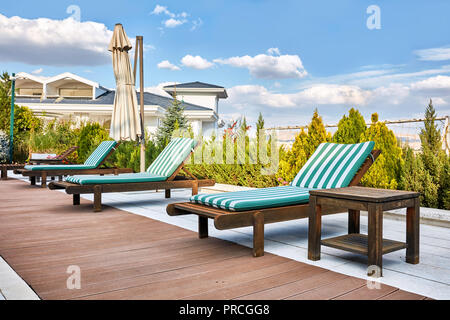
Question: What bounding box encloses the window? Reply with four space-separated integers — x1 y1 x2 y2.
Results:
59 88 92 98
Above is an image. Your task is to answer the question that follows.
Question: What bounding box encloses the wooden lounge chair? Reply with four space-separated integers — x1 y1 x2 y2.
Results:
48 138 215 212
1 164 25 180
29 146 79 165
167 142 381 257
15 141 132 187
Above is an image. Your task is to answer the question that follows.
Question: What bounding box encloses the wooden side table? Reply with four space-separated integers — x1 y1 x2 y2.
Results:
308 186 420 277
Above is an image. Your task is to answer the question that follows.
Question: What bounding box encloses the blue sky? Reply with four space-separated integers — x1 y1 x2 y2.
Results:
1 0 450 127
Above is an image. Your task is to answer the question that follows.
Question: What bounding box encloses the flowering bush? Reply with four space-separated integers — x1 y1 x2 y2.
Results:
0 131 9 163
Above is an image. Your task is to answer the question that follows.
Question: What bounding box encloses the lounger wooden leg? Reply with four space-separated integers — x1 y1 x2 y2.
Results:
192 180 199 196
93 186 102 212
348 209 360 234
41 172 47 188
199 216 208 239
252 211 264 257
30 176 36 185
165 189 171 198
1 167 6 180
73 194 80 206
406 198 420 264
308 195 322 261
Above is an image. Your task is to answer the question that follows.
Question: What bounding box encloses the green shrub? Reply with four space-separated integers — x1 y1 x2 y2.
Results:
332 108 367 144
0 131 9 163
77 122 110 163
29 119 80 163
400 146 439 208
360 113 403 189
108 138 162 172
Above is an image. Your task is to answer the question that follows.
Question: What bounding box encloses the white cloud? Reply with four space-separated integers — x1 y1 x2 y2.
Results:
227 84 369 109
31 68 43 75
152 4 199 30
0 14 112 66
163 18 187 28
157 60 180 71
181 55 214 70
411 75 450 90
214 50 307 79
297 84 370 105
415 47 450 61
151 5 174 17
144 82 178 97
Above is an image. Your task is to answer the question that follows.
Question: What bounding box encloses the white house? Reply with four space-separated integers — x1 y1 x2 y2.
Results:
14 73 228 137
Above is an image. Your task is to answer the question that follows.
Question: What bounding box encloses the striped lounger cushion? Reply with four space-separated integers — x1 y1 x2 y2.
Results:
191 186 312 211
65 138 195 185
25 141 117 171
66 172 167 185
190 141 375 211
147 137 196 177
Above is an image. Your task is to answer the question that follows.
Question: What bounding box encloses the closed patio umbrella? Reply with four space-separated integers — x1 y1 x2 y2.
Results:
108 24 141 142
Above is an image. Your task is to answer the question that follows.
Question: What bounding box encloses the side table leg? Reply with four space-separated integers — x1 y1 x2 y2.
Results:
308 196 322 261
368 203 383 277
406 198 420 264
348 209 360 234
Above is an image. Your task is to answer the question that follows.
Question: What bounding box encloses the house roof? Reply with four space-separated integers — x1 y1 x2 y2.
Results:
163 81 225 89
15 90 213 111
45 72 99 88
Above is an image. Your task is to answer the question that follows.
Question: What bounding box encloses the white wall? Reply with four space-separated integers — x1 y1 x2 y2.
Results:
178 93 218 113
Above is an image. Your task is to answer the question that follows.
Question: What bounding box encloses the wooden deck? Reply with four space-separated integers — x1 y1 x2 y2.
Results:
0 178 428 300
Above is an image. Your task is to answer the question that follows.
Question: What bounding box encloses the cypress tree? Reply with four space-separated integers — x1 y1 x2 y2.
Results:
360 113 403 189
420 99 442 155
156 89 188 147
333 108 367 144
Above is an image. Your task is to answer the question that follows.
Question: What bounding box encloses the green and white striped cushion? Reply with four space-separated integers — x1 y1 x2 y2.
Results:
25 164 95 171
291 141 375 189
66 172 166 185
83 141 117 167
190 186 311 211
147 138 196 178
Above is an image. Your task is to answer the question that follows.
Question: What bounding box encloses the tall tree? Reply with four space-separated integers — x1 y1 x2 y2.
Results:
333 108 367 144
420 99 442 155
360 113 403 189
156 89 188 147
256 112 265 164
305 109 331 155
418 99 448 208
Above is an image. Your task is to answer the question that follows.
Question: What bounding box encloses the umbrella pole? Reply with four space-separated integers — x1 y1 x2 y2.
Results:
137 36 146 173
9 73 16 164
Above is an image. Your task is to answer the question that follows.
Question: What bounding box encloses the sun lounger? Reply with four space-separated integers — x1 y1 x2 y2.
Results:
29 146 79 165
48 138 215 212
15 141 132 187
167 141 380 257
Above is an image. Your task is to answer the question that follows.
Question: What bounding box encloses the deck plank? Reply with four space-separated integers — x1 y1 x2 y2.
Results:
0 178 428 300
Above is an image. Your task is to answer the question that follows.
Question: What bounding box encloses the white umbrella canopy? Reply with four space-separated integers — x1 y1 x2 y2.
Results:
108 24 142 141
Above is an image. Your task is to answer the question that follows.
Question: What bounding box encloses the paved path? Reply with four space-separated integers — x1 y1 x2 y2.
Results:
0 178 429 300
